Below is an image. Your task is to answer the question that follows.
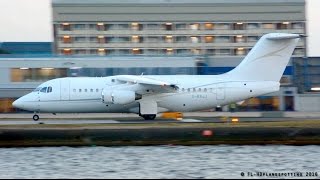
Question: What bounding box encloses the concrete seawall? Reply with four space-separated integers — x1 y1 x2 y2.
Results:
1 112 320 147
0 124 320 147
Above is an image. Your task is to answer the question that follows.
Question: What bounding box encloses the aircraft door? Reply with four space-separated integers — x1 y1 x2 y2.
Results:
60 79 70 100
36 90 41 111
216 83 225 100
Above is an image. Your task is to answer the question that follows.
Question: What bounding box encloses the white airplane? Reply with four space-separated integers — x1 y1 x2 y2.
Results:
13 33 301 121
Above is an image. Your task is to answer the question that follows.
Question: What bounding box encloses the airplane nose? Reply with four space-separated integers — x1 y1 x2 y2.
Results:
12 99 24 109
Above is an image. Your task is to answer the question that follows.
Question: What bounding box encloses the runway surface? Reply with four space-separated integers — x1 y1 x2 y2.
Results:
1 117 320 125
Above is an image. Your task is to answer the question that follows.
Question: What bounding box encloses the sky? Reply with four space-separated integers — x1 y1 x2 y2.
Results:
0 0 319 56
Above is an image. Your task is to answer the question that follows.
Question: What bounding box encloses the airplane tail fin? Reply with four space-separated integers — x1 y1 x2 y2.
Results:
226 33 301 82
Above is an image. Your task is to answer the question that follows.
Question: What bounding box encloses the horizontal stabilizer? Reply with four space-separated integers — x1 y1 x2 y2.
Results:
266 33 305 40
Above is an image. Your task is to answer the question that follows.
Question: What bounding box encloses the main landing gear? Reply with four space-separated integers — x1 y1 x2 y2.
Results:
140 114 156 120
33 114 39 121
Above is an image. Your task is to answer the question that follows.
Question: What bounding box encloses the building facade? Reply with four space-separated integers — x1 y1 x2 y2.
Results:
52 0 306 57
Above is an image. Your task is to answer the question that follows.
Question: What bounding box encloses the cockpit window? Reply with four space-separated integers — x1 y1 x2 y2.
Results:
33 87 41 92
40 87 48 93
47 86 52 93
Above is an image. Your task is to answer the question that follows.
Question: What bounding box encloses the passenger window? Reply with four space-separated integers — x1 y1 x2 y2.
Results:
85 89 87 92
193 88 196 92
73 89 76 92
182 88 185 92
204 88 207 92
187 88 190 92
198 88 201 92
40 87 47 93
79 89 82 92
90 89 93 92
96 89 99 92
47 86 52 93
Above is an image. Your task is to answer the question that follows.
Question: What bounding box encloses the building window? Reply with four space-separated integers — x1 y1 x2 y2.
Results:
145 36 160 43
131 22 142 30
62 23 71 31
118 24 129 30
63 49 72 55
262 23 275 29
190 36 200 43
204 23 214 30
146 24 159 30
74 37 86 43
118 37 130 43
176 24 186 30
234 23 245 30
189 23 200 30
247 23 260 29
215 23 230 30
97 36 105 43
74 24 86 30
191 49 201 55
204 36 214 43
164 23 173 31
119 49 130 55
63 36 72 43
176 36 187 43
292 22 303 29
247 36 259 42
235 48 246 56
206 49 216 55
132 48 142 54
75 49 87 55
97 23 107 31
132 36 141 43
98 49 106 56
166 48 174 55
215 36 230 43
165 36 173 43
177 49 189 55
219 49 231 55
277 22 291 29
234 35 245 43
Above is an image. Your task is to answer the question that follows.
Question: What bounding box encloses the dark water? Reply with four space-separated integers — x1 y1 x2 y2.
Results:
0 145 319 179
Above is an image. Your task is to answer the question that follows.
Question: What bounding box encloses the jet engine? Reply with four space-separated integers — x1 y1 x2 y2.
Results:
101 89 141 104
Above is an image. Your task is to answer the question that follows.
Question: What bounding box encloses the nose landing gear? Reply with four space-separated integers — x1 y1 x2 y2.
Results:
33 114 39 121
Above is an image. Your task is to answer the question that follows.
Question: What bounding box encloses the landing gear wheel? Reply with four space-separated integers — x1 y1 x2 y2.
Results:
141 114 156 120
33 114 39 121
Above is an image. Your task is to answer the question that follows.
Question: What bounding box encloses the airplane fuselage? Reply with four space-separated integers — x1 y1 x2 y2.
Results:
15 75 279 114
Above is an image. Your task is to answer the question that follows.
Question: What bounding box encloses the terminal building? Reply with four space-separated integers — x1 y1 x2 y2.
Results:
2 0 320 113
52 0 306 57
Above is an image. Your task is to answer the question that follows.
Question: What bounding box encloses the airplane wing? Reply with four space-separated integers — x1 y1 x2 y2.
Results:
115 75 178 93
